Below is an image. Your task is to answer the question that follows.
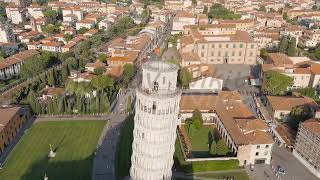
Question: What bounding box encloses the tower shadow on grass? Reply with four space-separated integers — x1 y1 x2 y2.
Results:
21 155 94 180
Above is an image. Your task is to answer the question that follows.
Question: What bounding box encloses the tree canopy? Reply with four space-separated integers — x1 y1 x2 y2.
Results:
288 105 313 130
178 67 192 88
208 4 241 20
216 139 229 156
123 64 135 85
262 70 294 95
297 87 318 100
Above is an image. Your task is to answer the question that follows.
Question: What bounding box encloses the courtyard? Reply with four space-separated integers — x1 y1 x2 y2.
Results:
0 120 105 180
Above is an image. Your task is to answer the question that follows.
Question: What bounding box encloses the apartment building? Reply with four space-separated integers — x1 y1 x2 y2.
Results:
178 24 259 65
26 4 44 19
62 6 84 21
0 106 30 154
287 9 320 19
179 91 274 166
293 119 320 178
41 42 63 53
265 95 318 121
0 23 15 43
76 19 95 30
219 19 255 31
299 29 320 48
6 6 25 24
164 0 192 11
0 50 39 80
172 12 196 34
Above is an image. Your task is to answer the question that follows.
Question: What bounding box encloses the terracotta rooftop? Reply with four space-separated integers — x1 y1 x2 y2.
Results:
300 119 320 137
267 95 318 111
0 107 21 132
0 50 39 70
267 53 293 67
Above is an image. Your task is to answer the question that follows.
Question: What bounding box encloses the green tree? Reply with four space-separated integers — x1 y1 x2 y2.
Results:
64 33 73 43
77 27 89 34
298 87 318 100
260 48 268 59
259 6 266 12
216 139 229 156
0 1 8 23
123 64 135 84
279 36 289 53
98 53 108 63
283 12 288 20
191 109 203 129
60 65 69 85
210 140 217 156
65 57 78 70
94 67 106 75
47 69 56 87
47 97 54 114
287 37 296 56
208 4 241 20
262 70 294 95
43 9 57 24
288 105 313 130
192 0 197 5
178 67 192 88
91 75 114 92
203 5 208 14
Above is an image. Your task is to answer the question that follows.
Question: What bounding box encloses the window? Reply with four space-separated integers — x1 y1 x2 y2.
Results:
225 52 228 56
219 44 222 48
226 44 229 48
211 44 215 48
266 145 269 148
211 52 214 56
163 76 165 84
232 51 235 56
244 160 247 165
202 45 205 49
251 44 254 48
239 51 242 56
233 44 236 48
240 44 243 48
201 52 204 57
255 152 259 156
257 145 260 149
153 81 159 91
250 52 253 56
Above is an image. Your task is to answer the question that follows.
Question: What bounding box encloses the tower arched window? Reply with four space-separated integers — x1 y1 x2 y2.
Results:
153 81 159 91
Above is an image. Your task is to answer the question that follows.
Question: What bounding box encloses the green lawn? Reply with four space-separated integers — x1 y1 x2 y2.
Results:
174 140 239 173
115 115 134 180
196 171 250 180
0 120 105 180
187 126 215 157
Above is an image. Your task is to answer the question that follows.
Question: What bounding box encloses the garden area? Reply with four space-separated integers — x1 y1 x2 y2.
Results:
0 120 105 180
181 110 233 158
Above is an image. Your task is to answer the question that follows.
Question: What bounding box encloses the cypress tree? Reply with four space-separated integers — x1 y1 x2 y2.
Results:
210 140 217 156
279 36 289 53
216 139 229 156
287 37 296 56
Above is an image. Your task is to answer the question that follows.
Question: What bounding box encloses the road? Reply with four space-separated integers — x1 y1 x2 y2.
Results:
271 145 317 180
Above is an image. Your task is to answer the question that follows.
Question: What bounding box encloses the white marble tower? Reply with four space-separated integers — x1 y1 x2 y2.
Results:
130 61 181 180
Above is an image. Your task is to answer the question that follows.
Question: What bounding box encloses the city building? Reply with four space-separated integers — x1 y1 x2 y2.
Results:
75 19 95 30
0 23 15 43
0 50 39 80
172 12 196 34
41 41 63 53
178 24 259 65
0 106 30 154
5 6 25 24
265 95 318 121
130 61 181 180
179 91 274 166
293 119 320 178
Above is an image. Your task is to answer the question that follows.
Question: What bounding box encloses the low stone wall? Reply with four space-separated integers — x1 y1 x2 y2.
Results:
185 157 238 162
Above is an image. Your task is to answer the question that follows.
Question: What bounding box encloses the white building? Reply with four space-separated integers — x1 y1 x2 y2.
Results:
130 61 181 180
98 19 112 31
6 6 25 24
172 12 196 34
0 23 15 43
75 19 95 30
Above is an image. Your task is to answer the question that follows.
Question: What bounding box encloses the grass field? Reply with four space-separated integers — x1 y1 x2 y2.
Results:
187 126 213 157
174 140 239 173
0 120 105 180
196 170 250 180
115 115 134 180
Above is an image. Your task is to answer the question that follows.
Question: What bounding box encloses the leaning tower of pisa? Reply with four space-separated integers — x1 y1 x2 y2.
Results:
130 61 181 180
